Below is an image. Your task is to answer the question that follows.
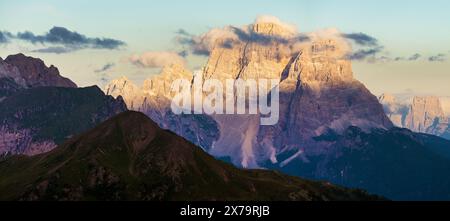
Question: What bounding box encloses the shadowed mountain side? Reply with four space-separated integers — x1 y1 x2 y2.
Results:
0 86 127 155
267 127 450 200
0 111 382 201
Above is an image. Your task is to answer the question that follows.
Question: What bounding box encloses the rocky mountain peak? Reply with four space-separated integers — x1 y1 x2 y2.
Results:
379 93 396 104
0 57 27 88
105 76 143 110
405 96 447 132
4 53 77 88
143 64 192 96
105 22 392 169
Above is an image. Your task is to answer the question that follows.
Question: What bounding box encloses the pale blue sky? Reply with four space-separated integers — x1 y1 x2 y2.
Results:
1 0 449 96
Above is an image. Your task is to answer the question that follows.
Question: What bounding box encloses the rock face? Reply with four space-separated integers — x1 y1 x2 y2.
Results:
405 96 447 133
200 21 392 167
0 111 381 201
3 53 77 88
107 21 392 168
105 64 220 150
0 54 126 156
379 94 450 139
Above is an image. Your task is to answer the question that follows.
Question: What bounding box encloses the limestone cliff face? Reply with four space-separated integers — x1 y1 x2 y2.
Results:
105 76 144 111
107 21 392 168
200 21 392 166
405 96 447 133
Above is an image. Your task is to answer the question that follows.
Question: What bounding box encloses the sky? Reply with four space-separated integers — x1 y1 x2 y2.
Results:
1 0 449 96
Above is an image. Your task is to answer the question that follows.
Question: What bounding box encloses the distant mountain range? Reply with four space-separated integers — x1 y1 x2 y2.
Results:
105 20 450 200
0 53 383 201
0 111 380 201
1 21 450 201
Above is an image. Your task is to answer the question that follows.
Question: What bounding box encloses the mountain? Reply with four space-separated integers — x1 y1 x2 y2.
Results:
0 111 381 201
107 20 392 167
405 96 448 135
379 94 450 139
0 54 127 156
105 20 450 200
270 126 450 200
0 86 127 156
2 53 77 88
105 65 220 150
0 57 26 100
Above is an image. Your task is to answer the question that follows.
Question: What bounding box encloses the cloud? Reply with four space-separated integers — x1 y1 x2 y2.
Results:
254 15 298 34
1 27 125 53
341 32 378 47
408 53 421 61
173 15 430 65
176 27 239 56
129 51 185 68
230 26 303 45
178 50 188 57
339 32 386 61
428 53 446 62
393 53 421 62
0 31 12 44
31 46 78 54
95 63 115 73
346 47 383 61
176 16 307 56
175 29 192 37
16 26 125 49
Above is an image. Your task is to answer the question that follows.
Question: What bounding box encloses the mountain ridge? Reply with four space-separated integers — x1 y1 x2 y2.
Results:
3 53 77 88
0 111 381 201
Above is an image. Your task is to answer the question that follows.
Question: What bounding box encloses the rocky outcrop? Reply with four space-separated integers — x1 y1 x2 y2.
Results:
3 53 77 88
0 57 27 87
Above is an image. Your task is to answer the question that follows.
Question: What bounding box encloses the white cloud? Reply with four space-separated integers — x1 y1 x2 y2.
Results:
254 15 298 34
129 51 185 68
189 27 239 55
